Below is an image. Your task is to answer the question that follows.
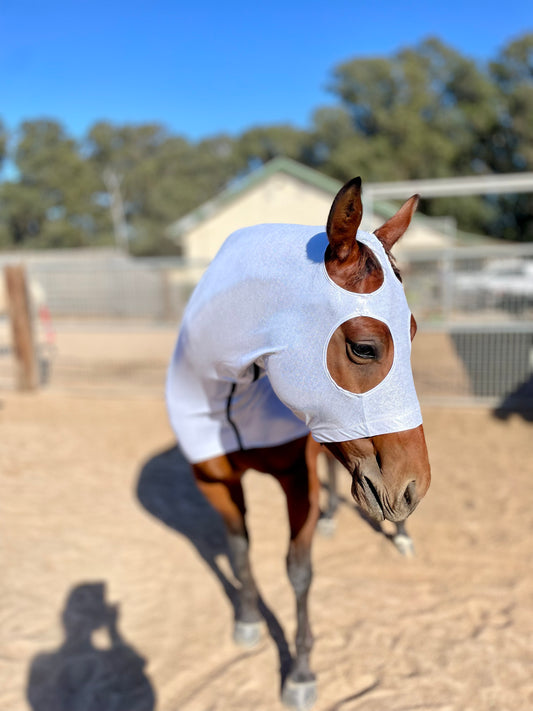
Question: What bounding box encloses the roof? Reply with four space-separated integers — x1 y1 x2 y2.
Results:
166 157 343 239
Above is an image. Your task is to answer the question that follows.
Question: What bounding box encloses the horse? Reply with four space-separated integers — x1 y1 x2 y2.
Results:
166 176 431 709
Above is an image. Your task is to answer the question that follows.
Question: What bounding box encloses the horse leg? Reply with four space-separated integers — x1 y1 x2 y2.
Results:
391 519 415 558
276 443 320 710
226 523 263 646
317 452 339 537
193 460 262 647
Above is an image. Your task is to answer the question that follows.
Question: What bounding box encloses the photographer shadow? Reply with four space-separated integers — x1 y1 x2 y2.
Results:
136 445 293 684
27 582 155 711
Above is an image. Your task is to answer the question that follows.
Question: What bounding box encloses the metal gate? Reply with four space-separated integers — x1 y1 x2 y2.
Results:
402 243 533 412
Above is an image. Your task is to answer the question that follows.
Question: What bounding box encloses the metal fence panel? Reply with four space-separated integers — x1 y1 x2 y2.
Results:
400 244 533 410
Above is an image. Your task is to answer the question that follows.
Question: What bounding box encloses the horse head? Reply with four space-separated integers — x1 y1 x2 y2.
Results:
321 177 430 522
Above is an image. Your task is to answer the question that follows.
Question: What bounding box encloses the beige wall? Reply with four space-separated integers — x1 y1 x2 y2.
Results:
183 173 335 262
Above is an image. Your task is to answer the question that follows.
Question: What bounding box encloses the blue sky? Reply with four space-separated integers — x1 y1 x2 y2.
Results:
1 0 532 142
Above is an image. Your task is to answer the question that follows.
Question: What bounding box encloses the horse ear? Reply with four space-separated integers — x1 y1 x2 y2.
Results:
326 177 363 261
373 195 419 250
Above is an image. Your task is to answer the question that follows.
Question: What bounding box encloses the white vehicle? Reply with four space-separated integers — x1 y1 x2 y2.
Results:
454 258 533 313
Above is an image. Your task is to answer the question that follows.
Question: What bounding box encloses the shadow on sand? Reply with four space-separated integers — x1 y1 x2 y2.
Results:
493 373 533 423
136 445 293 686
27 582 155 711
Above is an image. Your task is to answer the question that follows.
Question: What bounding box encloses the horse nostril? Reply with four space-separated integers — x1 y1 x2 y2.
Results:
403 481 417 510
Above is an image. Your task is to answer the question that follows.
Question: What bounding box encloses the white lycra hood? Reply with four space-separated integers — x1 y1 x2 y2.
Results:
166 223 422 464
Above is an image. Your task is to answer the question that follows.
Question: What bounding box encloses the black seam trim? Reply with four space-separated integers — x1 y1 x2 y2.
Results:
226 383 244 451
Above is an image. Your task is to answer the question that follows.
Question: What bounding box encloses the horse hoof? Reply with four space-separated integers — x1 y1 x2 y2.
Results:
233 620 262 648
282 678 317 710
393 533 415 558
317 516 336 538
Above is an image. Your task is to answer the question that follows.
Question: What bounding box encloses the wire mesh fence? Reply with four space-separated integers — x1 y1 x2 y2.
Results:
403 244 533 411
1 244 532 409
403 243 533 324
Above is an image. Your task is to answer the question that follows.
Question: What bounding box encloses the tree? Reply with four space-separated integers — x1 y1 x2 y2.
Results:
1 120 103 247
86 123 243 254
236 124 312 166
0 182 47 247
488 34 533 240
310 37 528 238
86 122 169 250
0 119 7 174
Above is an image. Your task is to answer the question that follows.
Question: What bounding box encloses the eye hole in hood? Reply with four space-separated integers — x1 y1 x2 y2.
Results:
326 316 394 394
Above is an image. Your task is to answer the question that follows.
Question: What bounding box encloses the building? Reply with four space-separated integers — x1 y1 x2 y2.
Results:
166 157 454 281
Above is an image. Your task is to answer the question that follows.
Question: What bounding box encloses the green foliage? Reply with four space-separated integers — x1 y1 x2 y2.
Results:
0 119 7 173
487 33 533 241
85 123 243 253
236 124 312 166
0 181 47 246
0 33 532 250
309 35 532 241
0 120 107 248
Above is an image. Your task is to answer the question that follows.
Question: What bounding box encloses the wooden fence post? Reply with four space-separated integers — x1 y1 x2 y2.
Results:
4 264 39 391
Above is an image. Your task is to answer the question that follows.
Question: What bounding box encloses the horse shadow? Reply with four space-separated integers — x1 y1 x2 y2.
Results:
493 372 533 422
136 445 293 684
27 582 155 711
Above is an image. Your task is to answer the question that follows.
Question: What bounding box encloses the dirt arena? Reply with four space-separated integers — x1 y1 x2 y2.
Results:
1 328 533 711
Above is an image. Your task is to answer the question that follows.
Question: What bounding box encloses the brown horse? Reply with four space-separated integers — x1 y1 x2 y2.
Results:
167 177 430 709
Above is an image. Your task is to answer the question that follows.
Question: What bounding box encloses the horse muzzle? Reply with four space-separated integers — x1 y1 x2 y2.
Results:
324 426 430 523
351 467 420 523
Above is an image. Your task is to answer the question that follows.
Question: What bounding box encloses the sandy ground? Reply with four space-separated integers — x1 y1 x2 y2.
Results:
1 378 533 711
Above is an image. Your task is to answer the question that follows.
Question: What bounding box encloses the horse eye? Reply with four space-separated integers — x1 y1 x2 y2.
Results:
348 342 377 360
